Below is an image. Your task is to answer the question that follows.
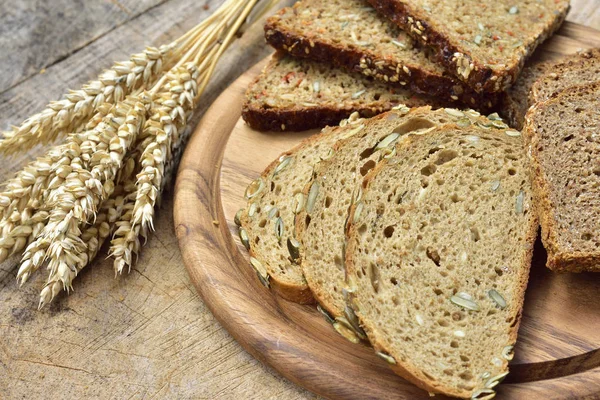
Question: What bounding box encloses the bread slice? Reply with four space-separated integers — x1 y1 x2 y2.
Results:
500 62 549 129
368 0 570 93
530 48 600 104
524 82 600 272
345 125 536 398
295 107 517 339
238 113 370 303
243 52 437 132
264 0 497 109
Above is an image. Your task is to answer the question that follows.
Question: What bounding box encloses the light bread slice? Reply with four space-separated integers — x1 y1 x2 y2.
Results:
501 62 549 129
238 113 368 303
264 0 497 109
243 52 438 132
368 0 570 93
294 107 517 340
345 125 536 398
530 48 600 104
524 82 600 272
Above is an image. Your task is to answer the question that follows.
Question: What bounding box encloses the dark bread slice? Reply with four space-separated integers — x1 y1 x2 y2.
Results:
295 107 517 341
530 48 600 104
346 125 536 398
264 0 498 109
368 0 570 93
238 113 369 303
243 52 437 132
524 82 600 272
500 62 549 129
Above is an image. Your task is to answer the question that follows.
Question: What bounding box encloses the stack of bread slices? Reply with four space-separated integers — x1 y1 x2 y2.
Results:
236 1 600 398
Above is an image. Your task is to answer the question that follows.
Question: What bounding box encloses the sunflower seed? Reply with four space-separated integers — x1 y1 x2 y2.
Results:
287 237 301 263
466 135 480 143
248 202 258 217
313 81 320 93
474 35 482 45
317 304 335 324
333 321 360 343
509 6 519 14
381 146 397 159
274 217 284 240
344 305 367 339
444 108 464 118
416 314 424 325
488 289 507 309
234 208 244 226
250 257 270 288
481 371 491 380
505 129 521 137
268 206 279 219
321 148 335 160
491 180 501 191
454 330 466 338
457 291 473 301
340 124 365 139
376 351 397 365
471 388 495 400
351 90 366 99
487 112 502 120
306 182 320 213
375 133 401 150
485 371 509 389
502 345 514 361
293 193 305 214
457 118 472 127
392 40 406 49
274 156 293 176
353 187 363 204
491 357 503 367
245 178 265 199
478 22 485 31
515 190 524 214
239 228 250 250
353 202 364 223
465 109 481 118
492 120 509 129
450 295 480 311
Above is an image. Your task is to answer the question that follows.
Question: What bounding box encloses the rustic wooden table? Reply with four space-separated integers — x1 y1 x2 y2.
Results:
0 1 598 399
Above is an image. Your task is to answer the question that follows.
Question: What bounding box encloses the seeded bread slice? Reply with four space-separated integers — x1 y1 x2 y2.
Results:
530 48 600 104
238 113 369 303
500 62 549 129
345 126 536 398
264 0 497 109
243 52 436 132
368 0 570 93
294 107 517 340
524 83 600 272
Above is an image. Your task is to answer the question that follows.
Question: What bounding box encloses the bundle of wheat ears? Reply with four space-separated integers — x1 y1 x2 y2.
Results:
0 0 277 309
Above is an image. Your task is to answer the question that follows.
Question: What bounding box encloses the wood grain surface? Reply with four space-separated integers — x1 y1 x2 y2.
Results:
0 1 599 399
175 22 600 399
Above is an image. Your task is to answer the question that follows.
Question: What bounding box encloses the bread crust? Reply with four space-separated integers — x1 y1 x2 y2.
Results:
366 0 569 94
345 127 537 398
264 14 498 110
524 84 600 272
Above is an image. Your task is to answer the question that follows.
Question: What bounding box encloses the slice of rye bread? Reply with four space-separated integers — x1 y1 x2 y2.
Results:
294 106 518 337
367 0 570 93
530 48 600 104
500 62 549 129
345 125 536 398
238 112 369 303
242 52 439 132
524 82 600 272
264 0 498 109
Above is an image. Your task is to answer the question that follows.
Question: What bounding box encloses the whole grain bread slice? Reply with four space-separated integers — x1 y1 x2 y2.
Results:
243 52 437 132
500 62 549 129
294 106 518 342
524 82 600 272
345 125 536 398
264 0 497 109
368 0 570 93
238 113 369 303
530 48 600 104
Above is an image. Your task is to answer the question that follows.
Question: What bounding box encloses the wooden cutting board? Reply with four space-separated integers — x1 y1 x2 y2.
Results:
174 22 600 399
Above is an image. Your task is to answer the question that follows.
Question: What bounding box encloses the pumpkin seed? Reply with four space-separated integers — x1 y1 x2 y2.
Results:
268 206 279 219
502 345 514 361
488 289 507 309
306 182 320 213
515 190 524 214
487 112 502 120
466 135 480 143
450 295 480 311
485 371 509 389
317 304 335 324
273 156 293 176
341 124 365 139
375 133 401 150
245 178 265 199
509 6 519 14
381 146 397 159
344 305 367 340
444 108 464 118
457 291 473 301
234 208 243 226
491 180 501 191
293 193 305 214
313 81 320 93
274 217 284 240
471 388 495 400
250 257 270 288
239 228 250 250
505 129 521 137
457 118 472 127
491 120 509 129
465 109 481 118
248 202 258 217
376 351 397 365
287 237 301 263
333 321 360 344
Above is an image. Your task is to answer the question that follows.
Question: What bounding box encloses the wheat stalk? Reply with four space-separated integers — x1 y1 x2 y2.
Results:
0 0 281 307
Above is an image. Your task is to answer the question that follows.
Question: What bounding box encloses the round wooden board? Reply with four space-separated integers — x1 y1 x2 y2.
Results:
175 23 600 399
